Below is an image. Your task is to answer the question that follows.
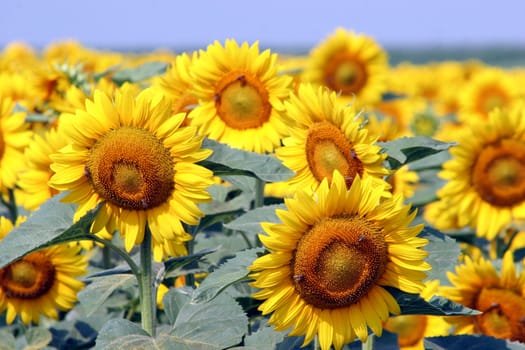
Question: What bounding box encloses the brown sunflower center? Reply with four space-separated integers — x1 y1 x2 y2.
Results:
306 121 363 184
324 53 367 95
86 126 175 210
474 287 525 342
214 71 271 129
412 113 439 137
0 252 55 299
477 86 509 117
292 215 388 309
472 139 525 207
383 315 428 347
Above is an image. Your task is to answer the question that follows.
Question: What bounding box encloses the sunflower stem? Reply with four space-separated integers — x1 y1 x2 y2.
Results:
139 226 156 336
254 178 265 247
362 334 374 350
90 236 141 277
255 178 265 208
102 245 113 269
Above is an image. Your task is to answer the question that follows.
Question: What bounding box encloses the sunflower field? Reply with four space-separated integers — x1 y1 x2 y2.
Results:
0 28 525 350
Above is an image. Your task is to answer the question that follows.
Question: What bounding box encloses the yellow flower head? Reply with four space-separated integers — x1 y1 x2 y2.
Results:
49 85 214 261
0 216 87 325
440 251 525 342
276 83 389 194
303 28 389 106
383 280 452 350
153 52 199 125
189 39 293 153
0 96 32 191
437 103 525 240
249 171 429 349
458 67 522 122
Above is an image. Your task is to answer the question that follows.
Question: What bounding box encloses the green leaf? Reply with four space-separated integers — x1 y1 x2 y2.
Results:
193 231 252 266
385 287 480 316
200 139 294 182
78 274 136 316
0 330 15 350
162 287 192 326
223 204 286 238
93 318 154 349
163 248 217 276
420 226 461 284
235 325 286 350
170 292 248 349
378 136 454 170
23 327 53 350
192 248 264 303
0 194 101 269
155 333 222 350
424 334 525 350
112 61 167 85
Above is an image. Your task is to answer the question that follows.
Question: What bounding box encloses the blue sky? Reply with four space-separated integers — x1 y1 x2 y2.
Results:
1 0 525 51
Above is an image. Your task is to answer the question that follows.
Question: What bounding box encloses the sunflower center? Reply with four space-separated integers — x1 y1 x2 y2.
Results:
412 113 439 137
472 139 525 207
478 86 509 117
0 252 55 299
292 215 388 309
306 121 363 184
474 287 525 342
215 71 271 129
324 53 367 95
86 126 175 210
383 315 427 347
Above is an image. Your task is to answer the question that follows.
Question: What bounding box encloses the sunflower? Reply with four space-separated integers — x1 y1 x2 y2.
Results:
458 67 521 123
0 96 33 192
383 280 451 350
275 83 389 194
0 216 87 324
153 52 199 125
49 85 214 261
249 171 429 350
17 128 66 210
189 39 293 153
440 251 525 342
437 103 525 240
302 28 389 106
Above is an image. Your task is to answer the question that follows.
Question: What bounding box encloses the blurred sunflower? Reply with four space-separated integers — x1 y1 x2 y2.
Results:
189 40 293 153
440 251 525 342
437 103 525 240
0 96 32 192
383 280 451 350
0 216 87 324
249 172 429 350
275 83 389 193
458 68 521 123
153 52 199 125
17 128 66 211
49 85 214 261
302 28 388 106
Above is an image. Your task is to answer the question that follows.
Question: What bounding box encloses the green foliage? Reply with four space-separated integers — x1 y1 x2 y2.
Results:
111 62 168 85
223 204 286 242
200 139 294 182
78 274 136 317
385 287 479 316
378 136 454 170
192 248 263 303
424 335 525 350
0 194 101 269
420 226 462 284
0 330 15 350
231 325 286 350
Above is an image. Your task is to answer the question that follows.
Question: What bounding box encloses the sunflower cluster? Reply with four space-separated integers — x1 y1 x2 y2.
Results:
0 28 524 349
